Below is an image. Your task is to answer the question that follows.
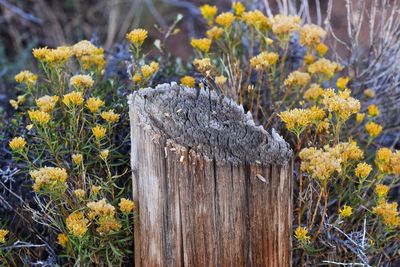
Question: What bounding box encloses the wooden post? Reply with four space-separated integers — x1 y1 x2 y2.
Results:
128 83 293 267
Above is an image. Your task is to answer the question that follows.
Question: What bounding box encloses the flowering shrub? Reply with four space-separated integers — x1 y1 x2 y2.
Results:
2 1 399 266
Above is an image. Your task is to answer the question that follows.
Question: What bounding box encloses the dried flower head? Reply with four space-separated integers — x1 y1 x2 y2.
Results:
364 88 375 98
87 198 116 219
271 14 301 35
100 149 109 160
299 146 341 181
91 185 101 195
126 28 148 46
193 57 213 73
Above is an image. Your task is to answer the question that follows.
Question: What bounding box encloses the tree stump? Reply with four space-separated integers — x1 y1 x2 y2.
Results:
128 83 293 267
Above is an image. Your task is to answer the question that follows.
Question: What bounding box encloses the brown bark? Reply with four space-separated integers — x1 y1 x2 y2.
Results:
129 83 293 267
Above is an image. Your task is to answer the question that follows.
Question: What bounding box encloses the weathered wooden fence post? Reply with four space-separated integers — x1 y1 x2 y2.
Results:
128 83 293 266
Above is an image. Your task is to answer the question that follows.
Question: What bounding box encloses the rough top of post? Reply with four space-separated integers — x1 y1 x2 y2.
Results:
128 83 292 165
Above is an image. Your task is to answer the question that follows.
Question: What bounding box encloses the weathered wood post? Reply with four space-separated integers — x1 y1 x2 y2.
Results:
128 83 293 266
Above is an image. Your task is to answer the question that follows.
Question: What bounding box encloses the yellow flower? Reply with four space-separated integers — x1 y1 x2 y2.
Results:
86 97 104 113
96 216 121 234
242 10 270 30
87 198 116 219
63 91 84 107
375 184 389 198
322 89 360 121
355 162 372 179
0 229 9 244
200 4 218 25
375 148 392 174
119 198 135 213
74 189 85 199
180 76 196 88
30 167 68 192
36 95 59 112
215 75 227 86
331 142 364 163
304 83 324 101
26 124 33 131
294 226 310 244
92 125 106 140
308 58 342 78
367 104 379 117
299 24 326 47
365 122 382 138
271 14 301 35
303 53 315 64
100 149 109 160
141 62 158 79
336 77 350 90
315 43 329 56
126 28 148 46
70 74 94 89
299 146 342 181
364 89 375 98
101 110 120 123
9 137 27 151
232 2 245 17
66 212 88 237
15 70 37 86
284 71 310 87
28 110 51 124
193 57 213 73
191 38 212 53
91 185 101 195
206 26 224 40
215 12 235 28
250 52 279 70
72 154 83 165
57 233 68 247
356 113 365 123
72 41 105 71
339 205 353 218
372 201 400 228
279 108 312 134
32 46 73 65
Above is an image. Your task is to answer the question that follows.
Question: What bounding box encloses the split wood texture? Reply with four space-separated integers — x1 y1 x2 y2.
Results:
128 83 293 267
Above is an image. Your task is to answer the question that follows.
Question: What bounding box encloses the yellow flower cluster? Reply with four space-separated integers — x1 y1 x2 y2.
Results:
339 205 353 218
72 40 105 71
101 110 120 123
336 77 350 90
28 110 51 124
284 71 310 87
299 24 326 47
126 28 148 46
100 149 109 160
215 12 235 27
294 226 310 244
242 10 270 30
9 95 25 110
215 75 227 86
200 4 218 25
15 70 38 86
375 184 389 199
372 201 400 228
36 95 59 112
232 2 245 17
180 76 196 88
92 125 107 140
86 97 105 113
96 216 122 234
32 46 73 65
279 108 324 134
365 122 383 138
191 38 212 53
91 185 101 195
193 57 213 73
355 162 372 179
72 154 83 165
250 52 279 70
9 137 27 151
74 189 85 199
304 83 324 101
70 74 94 89
322 89 360 121
356 113 365 123
0 229 9 244
308 58 342 78
316 43 329 56
299 146 342 181
367 104 379 117
66 212 88 237
30 167 68 192
119 198 135 213
375 148 400 175
87 199 121 234
57 233 68 247
63 91 84 107
332 142 364 163
271 14 301 35
206 26 224 40
141 61 159 79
